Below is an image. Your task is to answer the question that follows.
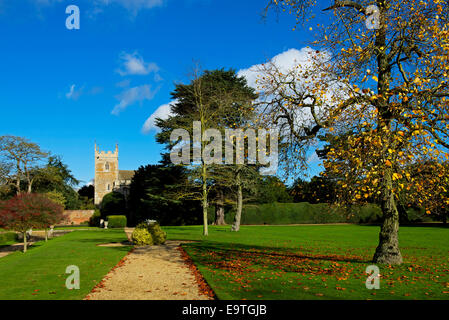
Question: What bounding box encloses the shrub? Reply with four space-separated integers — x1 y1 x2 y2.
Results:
134 221 166 245
107 215 127 228
100 192 126 218
135 222 149 230
131 228 153 246
147 222 167 245
89 210 101 227
0 232 18 245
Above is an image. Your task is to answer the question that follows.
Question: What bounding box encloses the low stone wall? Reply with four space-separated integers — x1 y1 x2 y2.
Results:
62 210 95 225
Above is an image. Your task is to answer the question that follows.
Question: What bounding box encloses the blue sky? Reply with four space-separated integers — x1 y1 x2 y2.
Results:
0 0 329 186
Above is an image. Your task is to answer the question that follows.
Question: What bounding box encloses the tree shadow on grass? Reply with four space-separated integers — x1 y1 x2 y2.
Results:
74 238 132 249
362 222 449 229
184 241 370 266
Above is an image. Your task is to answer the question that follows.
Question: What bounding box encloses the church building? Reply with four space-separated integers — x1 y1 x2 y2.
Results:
94 143 135 205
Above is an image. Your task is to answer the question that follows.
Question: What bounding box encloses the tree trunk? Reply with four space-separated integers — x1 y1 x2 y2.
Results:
23 231 27 253
202 164 208 236
214 189 226 225
16 160 21 195
373 170 403 265
231 171 243 232
371 5 402 265
27 178 33 194
45 228 48 242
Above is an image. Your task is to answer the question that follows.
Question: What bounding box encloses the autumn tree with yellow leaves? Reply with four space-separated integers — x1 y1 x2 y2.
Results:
262 0 449 264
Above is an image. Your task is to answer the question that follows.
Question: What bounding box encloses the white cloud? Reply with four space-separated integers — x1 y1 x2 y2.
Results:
66 84 83 100
139 48 325 135
238 47 343 131
94 0 164 14
31 0 164 14
66 84 75 98
112 84 158 115
238 48 323 90
65 84 102 100
141 100 176 134
116 79 131 88
117 51 160 76
139 48 338 138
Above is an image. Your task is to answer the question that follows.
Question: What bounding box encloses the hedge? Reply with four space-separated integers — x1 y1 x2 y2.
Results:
223 203 346 225
106 215 127 228
89 210 101 227
0 232 18 245
220 202 424 225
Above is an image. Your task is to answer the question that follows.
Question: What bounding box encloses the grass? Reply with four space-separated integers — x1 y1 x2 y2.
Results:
163 224 449 300
54 226 97 230
0 229 131 300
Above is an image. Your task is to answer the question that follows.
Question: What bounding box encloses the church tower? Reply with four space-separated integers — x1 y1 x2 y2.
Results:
94 143 119 205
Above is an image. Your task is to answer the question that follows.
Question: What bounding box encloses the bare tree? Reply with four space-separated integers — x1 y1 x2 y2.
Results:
0 136 48 194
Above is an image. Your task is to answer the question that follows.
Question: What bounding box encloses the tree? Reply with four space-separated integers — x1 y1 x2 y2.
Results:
45 190 66 208
212 164 260 232
256 176 292 204
0 161 15 200
398 160 449 223
156 68 257 235
40 192 65 241
0 193 64 251
78 184 94 200
78 185 95 209
210 186 227 225
263 0 449 264
100 192 126 218
32 155 81 210
127 164 202 226
0 136 48 194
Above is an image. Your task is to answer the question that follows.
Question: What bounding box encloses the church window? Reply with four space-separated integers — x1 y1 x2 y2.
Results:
107 184 110 191
105 162 110 171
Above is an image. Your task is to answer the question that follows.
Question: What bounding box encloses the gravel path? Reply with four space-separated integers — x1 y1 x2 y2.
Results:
85 239 213 300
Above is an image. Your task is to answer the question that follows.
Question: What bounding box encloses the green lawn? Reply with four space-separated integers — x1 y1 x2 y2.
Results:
164 225 449 300
0 229 131 300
